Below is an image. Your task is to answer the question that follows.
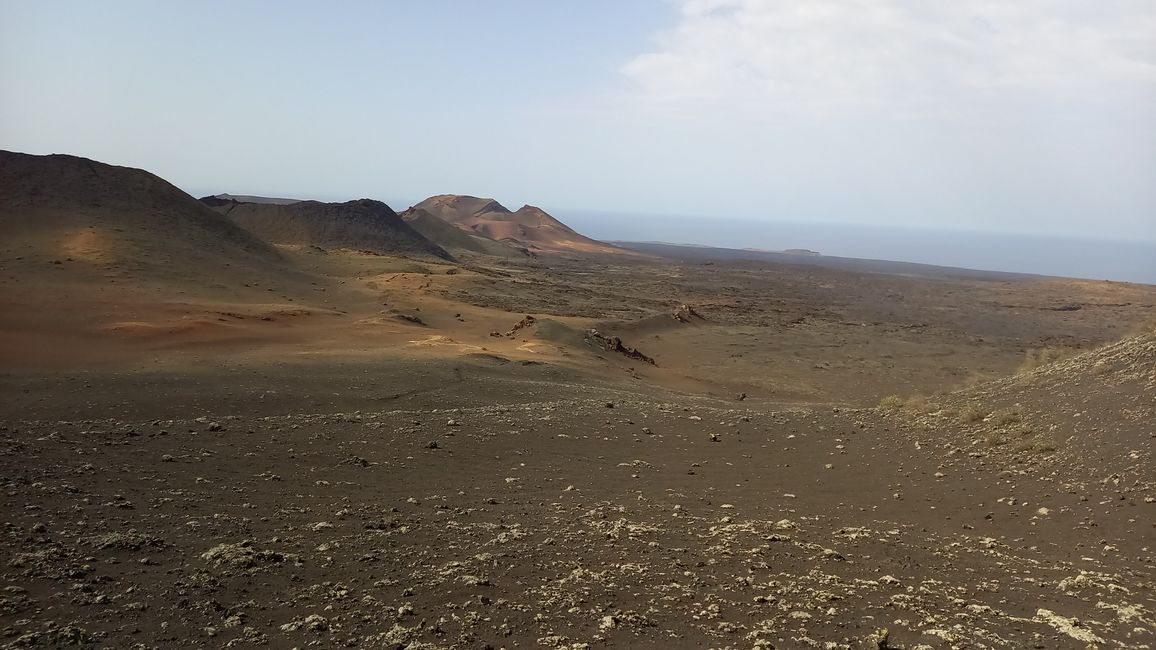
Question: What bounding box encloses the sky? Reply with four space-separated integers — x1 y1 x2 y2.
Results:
2 1 1155 250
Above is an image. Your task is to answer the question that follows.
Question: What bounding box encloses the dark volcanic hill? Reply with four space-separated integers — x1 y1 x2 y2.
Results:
412 194 628 255
202 197 453 260
0 150 289 282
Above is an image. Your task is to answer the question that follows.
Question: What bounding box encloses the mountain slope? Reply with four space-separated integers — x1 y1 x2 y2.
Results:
413 194 627 255
0 150 329 365
0 150 288 281
202 197 453 260
887 330 1155 486
400 207 530 257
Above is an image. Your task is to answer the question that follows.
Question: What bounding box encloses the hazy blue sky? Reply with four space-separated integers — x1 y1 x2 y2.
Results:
2 0 1154 244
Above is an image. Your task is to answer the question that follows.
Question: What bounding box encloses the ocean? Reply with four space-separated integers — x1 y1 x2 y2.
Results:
557 210 1156 285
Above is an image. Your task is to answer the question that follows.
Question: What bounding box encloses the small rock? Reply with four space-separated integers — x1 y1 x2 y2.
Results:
304 614 328 631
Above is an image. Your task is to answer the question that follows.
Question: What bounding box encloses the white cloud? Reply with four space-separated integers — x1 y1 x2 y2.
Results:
622 0 1156 120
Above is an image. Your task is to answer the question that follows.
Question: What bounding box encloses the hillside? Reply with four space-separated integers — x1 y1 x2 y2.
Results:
0 151 332 367
400 207 530 257
202 197 453 260
0 150 288 281
891 331 1155 485
413 194 628 254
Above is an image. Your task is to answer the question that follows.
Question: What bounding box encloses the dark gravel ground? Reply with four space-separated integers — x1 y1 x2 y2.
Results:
2 351 1151 649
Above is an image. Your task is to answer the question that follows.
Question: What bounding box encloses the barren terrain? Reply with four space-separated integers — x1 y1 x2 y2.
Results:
1 152 1154 649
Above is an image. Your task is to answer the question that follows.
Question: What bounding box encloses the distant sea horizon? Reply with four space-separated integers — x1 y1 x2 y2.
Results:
193 189 1155 285
555 210 1156 285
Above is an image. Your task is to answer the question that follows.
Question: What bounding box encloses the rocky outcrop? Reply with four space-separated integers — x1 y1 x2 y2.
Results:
585 329 656 365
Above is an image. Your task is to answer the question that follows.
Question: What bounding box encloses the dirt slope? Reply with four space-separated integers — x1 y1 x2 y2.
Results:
202 196 453 260
888 331 1156 487
0 151 330 369
0 151 292 282
400 207 529 257
1 350 1151 648
414 194 628 254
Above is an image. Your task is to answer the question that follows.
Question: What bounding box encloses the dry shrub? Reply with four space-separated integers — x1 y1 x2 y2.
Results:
878 395 905 411
1128 311 1156 335
989 406 1022 426
878 394 940 414
905 394 929 412
957 404 988 424
1017 348 1068 374
1014 436 1058 454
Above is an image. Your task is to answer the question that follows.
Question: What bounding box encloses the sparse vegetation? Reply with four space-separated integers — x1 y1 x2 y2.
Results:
910 394 943 413
1014 437 1058 454
1127 310 1156 335
989 405 1023 426
878 393 942 414
1016 347 1068 374
878 394 905 410
957 403 988 424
